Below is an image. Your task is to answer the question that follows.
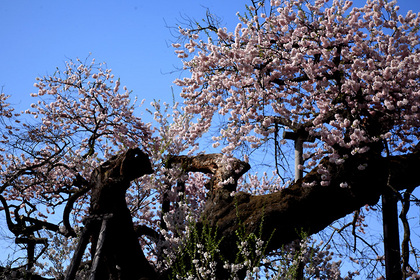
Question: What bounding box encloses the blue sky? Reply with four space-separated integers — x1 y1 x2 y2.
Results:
1 0 419 115
0 0 254 266
0 0 246 113
0 0 420 275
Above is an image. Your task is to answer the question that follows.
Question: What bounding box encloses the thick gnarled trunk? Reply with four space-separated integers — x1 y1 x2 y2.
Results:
60 147 420 280
65 148 157 280
87 148 157 280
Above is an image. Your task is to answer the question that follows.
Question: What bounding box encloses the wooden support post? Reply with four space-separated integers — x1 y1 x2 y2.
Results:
382 189 402 279
295 137 304 181
283 130 314 182
65 214 114 280
15 236 47 270
283 130 314 279
89 214 112 280
65 219 95 280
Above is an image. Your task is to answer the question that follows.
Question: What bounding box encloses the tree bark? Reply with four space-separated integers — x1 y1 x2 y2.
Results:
205 151 420 257
161 149 420 279
87 148 157 280
6 147 420 280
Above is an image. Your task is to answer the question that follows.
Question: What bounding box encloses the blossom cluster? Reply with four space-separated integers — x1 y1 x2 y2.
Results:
0 0 419 278
174 0 420 170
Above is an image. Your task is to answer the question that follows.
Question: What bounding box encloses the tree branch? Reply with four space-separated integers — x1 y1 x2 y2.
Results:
167 153 250 193
204 150 420 259
62 175 91 237
161 149 420 279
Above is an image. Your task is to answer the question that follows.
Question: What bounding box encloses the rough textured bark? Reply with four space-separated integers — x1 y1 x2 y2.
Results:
203 150 420 256
161 149 420 279
4 147 420 280
87 147 157 280
167 153 251 193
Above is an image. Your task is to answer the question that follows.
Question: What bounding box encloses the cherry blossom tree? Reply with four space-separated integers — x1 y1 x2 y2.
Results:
171 0 420 278
0 0 419 279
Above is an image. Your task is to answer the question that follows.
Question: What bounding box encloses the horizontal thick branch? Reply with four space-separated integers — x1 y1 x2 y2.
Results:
160 149 420 279
201 149 420 261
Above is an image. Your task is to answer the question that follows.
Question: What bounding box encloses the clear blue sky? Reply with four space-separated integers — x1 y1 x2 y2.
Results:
0 0 419 275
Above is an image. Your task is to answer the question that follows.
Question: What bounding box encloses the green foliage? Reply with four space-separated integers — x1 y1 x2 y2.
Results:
233 205 274 275
276 229 310 279
170 220 223 280
170 202 274 279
